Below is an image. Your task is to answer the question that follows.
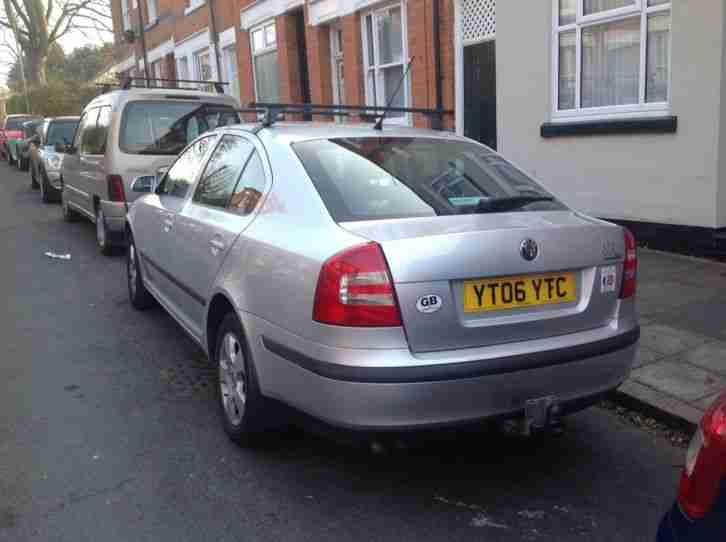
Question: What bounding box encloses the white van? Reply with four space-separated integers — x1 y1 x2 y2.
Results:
61 86 240 254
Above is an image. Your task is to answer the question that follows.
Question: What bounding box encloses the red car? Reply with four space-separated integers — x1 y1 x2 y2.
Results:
657 390 726 541
0 126 7 161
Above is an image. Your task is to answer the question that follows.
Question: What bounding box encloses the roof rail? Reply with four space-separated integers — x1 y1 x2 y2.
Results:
111 76 229 93
247 102 453 128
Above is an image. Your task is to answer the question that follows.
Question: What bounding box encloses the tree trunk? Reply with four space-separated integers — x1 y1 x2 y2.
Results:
26 47 48 86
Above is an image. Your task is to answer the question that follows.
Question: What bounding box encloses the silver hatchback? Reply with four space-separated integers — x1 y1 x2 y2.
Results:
126 122 639 446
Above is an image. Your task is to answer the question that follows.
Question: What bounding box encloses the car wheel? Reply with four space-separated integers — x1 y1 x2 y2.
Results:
61 189 80 222
40 173 53 203
127 233 154 310
215 313 269 447
30 163 40 190
96 206 114 256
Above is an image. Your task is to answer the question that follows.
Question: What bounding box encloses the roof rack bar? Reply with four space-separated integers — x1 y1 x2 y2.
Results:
116 75 229 93
250 102 453 116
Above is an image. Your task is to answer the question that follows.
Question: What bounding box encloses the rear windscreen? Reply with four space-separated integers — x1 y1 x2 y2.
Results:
46 121 78 147
5 117 36 130
120 101 240 155
292 137 566 222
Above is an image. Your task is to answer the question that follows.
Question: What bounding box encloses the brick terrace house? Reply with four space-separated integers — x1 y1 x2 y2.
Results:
110 0 726 248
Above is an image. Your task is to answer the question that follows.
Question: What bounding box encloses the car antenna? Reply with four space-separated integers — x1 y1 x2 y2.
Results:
373 56 415 131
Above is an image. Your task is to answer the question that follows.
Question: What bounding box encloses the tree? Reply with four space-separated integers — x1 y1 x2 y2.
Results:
0 0 112 86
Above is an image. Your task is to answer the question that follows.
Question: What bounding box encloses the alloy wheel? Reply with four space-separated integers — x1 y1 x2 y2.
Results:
218 332 247 427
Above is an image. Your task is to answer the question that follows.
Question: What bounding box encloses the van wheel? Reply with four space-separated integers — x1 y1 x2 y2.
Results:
61 189 80 222
96 206 114 256
215 313 268 447
127 233 154 310
30 163 40 190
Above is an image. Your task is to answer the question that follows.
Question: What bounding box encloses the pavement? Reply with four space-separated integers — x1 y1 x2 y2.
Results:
619 249 726 426
0 161 696 541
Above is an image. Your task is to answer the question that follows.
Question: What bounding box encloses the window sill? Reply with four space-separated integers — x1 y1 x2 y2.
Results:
540 116 677 138
184 2 205 15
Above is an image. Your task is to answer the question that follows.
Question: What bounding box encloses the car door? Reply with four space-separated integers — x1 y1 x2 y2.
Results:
135 134 218 338
62 111 92 212
169 133 269 331
81 106 111 218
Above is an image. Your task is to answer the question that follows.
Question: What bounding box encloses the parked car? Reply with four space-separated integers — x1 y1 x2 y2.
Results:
657 390 726 541
0 126 7 161
61 87 240 255
126 122 640 447
29 116 80 202
17 119 45 171
2 114 42 167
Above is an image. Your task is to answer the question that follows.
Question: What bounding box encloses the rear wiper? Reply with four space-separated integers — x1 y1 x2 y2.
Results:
475 195 554 212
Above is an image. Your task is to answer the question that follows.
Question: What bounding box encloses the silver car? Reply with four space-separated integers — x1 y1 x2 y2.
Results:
126 122 639 446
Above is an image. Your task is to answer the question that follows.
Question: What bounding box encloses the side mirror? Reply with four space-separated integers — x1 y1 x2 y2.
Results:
131 175 156 194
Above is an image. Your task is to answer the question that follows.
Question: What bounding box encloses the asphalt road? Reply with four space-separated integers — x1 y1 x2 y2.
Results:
0 161 684 542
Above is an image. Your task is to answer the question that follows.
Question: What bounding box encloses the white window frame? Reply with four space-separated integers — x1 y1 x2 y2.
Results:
146 0 157 25
329 21 345 107
121 0 131 31
361 1 411 126
552 0 672 122
184 0 205 16
250 19 279 101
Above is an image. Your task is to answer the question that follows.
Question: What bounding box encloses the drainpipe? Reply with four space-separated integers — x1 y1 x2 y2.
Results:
432 0 443 130
207 0 224 86
136 3 151 85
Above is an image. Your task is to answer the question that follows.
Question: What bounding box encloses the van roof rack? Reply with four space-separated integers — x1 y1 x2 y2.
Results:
109 75 229 93
246 102 453 129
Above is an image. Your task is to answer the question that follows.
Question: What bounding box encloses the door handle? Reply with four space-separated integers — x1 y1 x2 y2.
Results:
162 218 173 232
209 238 226 255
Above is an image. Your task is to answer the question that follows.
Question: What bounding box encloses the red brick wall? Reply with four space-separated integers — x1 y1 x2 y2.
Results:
110 0 458 130
341 12 365 108
304 6 332 105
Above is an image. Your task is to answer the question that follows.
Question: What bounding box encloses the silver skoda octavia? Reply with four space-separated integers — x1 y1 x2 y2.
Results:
126 122 639 446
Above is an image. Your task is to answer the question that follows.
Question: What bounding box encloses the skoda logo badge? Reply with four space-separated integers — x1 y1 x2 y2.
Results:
520 239 538 261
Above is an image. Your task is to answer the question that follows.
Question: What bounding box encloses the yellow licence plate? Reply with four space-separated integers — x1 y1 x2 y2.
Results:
463 272 577 313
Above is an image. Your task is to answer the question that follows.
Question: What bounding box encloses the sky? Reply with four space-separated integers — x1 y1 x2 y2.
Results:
1 26 111 89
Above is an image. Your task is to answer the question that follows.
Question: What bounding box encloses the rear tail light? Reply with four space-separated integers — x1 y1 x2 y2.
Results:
313 242 402 327
619 228 637 299
678 391 726 519
107 174 126 202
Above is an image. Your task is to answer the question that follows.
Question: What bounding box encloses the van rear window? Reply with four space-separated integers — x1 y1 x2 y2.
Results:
292 137 566 222
120 101 239 155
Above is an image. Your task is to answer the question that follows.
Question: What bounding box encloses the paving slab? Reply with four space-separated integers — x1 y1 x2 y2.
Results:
694 392 722 411
638 324 712 357
616 380 703 426
631 360 726 403
680 342 726 377
632 345 664 369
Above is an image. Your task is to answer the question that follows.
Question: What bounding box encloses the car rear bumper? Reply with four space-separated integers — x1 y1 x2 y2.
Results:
100 200 128 242
246 314 638 431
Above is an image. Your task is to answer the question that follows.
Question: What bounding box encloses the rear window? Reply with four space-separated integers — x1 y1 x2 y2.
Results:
120 101 240 155
46 121 78 147
292 137 566 222
6 117 37 130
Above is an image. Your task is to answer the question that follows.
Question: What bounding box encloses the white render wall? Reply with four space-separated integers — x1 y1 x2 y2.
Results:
496 0 726 228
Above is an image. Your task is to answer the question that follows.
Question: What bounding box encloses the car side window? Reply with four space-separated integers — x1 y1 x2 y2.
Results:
157 135 217 199
193 135 254 208
79 109 103 155
95 107 111 155
229 150 267 216
73 112 89 150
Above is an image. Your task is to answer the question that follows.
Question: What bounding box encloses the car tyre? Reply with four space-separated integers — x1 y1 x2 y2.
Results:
127 233 154 310
30 162 40 190
215 313 269 447
61 188 80 222
96 206 114 256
